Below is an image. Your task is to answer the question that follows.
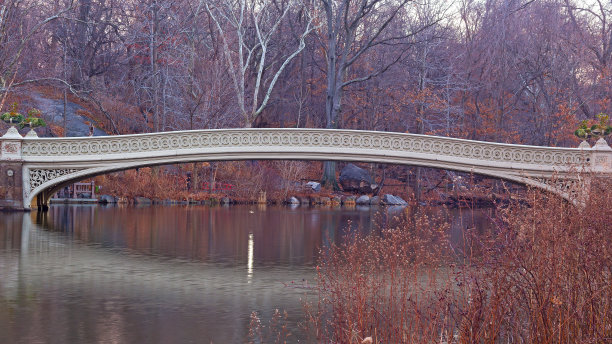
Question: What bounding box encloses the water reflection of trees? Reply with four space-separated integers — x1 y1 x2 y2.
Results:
32 205 391 265
0 206 495 262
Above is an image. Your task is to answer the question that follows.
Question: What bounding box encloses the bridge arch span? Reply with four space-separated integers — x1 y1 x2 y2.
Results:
13 128 607 209
26 153 558 208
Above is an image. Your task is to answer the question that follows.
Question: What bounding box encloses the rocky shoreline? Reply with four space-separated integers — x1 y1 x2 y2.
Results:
96 193 409 207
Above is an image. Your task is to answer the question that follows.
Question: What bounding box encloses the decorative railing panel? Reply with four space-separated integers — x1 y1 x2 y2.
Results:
29 168 82 190
21 129 588 167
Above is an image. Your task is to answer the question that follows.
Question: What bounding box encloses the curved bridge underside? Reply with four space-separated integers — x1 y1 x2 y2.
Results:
2 128 610 209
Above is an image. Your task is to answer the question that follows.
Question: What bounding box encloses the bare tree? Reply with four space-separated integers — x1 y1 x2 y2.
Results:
116 0 204 133
0 0 74 109
564 0 612 116
318 0 442 188
205 0 317 127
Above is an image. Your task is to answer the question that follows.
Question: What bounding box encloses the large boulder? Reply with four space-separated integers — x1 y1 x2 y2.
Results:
134 196 152 205
356 195 370 205
98 195 117 204
287 197 300 205
339 164 377 193
306 181 321 192
382 194 408 206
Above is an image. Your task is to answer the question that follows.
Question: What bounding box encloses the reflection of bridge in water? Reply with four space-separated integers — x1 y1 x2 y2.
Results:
1 127 611 210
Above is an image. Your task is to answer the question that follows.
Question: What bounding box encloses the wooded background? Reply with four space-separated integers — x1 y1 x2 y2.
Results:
1 0 609 194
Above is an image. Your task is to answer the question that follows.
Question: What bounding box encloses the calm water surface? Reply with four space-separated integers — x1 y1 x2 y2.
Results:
0 204 493 343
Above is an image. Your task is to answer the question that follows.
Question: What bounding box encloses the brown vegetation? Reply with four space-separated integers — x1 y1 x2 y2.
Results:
95 161 335 204
301 178 612 343
96 168 191 201
94 160 523 205
2 0 611 191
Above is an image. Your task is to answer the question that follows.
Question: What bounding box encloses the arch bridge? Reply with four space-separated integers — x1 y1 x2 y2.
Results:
1 127 610 210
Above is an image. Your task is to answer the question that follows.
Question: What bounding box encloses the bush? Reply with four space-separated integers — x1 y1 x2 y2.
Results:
304 178 612 343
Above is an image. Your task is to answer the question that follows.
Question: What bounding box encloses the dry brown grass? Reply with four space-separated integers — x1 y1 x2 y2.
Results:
302 177 612 343
249 309 293 344
95 168 188 200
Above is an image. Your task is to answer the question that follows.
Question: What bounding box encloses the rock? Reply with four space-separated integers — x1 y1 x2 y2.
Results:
387 206 405 214
332 196 342 206
98 195 116 204
31 92 107 137
287 197 300 205
339 164 377 193
382 194 407 206
370 196 380 205
343 195 357 206
221 197 231 205
306 181 321 192
134 196 152 204
356 195 370 205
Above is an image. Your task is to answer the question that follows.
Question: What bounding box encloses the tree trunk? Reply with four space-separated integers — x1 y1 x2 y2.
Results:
414 118 424 203
63 44 67 136
209 162 216 194
415 166 422 204
414 117 424 203
150 0 160 132
71 0 91 86
191 163 198 192
321 75 342 189
321 161 338 190
321 108 340 190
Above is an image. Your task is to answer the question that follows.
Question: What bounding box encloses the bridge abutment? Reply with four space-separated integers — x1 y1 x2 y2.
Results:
0 127 26 211
0 160 25 211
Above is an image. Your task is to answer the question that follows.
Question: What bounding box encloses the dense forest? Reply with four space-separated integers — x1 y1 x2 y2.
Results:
1 0 610 199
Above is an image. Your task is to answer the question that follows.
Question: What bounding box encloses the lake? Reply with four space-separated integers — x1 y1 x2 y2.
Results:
0 204 493 343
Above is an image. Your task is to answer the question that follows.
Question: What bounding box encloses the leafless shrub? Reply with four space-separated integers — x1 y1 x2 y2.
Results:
248 309 292 344
274 160 309 200
303 176 612 343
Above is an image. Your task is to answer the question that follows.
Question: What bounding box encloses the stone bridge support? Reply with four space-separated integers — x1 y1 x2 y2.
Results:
0 128 25 210
0 160 24 210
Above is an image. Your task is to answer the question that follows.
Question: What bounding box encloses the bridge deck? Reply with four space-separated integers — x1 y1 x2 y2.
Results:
2 128 611 210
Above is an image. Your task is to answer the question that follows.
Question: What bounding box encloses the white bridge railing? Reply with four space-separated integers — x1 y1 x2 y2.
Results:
1 127 611 209
19 128 590 167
